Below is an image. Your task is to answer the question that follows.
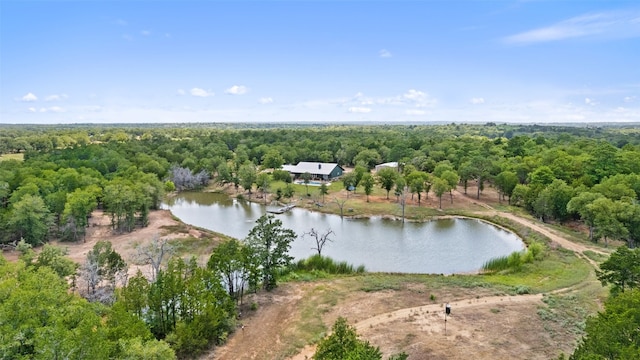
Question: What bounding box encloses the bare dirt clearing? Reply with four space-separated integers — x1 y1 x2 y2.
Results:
3 209 221 278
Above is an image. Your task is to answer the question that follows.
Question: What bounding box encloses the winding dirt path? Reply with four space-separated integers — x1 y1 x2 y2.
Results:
286 189 606 360
289 292 546 360
458 190 608 268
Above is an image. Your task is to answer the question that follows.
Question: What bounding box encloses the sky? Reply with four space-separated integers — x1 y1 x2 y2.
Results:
1 0 639 124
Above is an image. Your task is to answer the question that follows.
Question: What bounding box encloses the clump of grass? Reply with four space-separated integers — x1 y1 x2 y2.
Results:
482 254 511 272
291 254 366 275
482 241 547 273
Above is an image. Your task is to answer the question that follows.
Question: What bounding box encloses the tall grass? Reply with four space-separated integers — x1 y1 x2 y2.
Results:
482 241 546 273
291 254 366 274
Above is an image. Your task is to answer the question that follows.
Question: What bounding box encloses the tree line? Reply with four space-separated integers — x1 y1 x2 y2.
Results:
1 123 639 247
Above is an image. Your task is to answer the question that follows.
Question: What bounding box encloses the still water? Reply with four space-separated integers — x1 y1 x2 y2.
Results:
162 192 525 274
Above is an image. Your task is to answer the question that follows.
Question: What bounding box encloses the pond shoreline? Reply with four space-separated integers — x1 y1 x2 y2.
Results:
164 191 525 274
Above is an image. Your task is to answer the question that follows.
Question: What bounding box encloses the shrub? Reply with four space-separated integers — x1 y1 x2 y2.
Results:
528 241 545 260
507 251 523 269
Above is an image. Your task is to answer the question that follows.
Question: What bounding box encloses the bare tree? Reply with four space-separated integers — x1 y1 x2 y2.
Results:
81 257 101 298
334 197 348 219
79 241 128 304
134 235 175 281
304 228 335 255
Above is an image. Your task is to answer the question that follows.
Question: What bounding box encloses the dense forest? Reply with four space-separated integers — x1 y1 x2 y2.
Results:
1 122 640 359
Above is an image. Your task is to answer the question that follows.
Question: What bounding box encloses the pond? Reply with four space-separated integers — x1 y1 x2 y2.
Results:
162 192 525 274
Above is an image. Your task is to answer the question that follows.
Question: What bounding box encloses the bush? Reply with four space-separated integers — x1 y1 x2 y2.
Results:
507 251 523 269
528 241 545 260
272 169 292 183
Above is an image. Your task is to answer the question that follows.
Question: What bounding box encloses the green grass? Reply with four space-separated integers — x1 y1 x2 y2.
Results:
583 250 609 264
482 248 593 293
0 153 24 162
280 283 346 357
536 279 606 340
291 254 366 274
168 236 219 257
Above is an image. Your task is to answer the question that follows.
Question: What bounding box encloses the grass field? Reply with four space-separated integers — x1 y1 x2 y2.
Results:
0 153 24 162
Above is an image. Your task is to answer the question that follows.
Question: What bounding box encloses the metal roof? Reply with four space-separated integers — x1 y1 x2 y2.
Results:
281 162 342 176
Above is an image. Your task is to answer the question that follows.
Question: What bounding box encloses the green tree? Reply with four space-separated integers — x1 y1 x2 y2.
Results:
207 238 249 304
245 214 296 290
117 337 176 360
567 192 605 241
238 162 257 198
262 150 284 170
361 173 375 202
433 177 450 209
301 171 312 195
494 171 518 203
314 317 382 360
440 170 460 204
353 164 368 190
534 180 574 222
63 187 99 241
120 270 149 319
319 183 329 203
376 167 398 199
353 149 382 170
597 246 640 295
33 244 78 278
406 171 429 205
570 289 640 359
216 162 232 184
256 172 271 204
8 194 53 245
342 172 357 197
589 198 629 247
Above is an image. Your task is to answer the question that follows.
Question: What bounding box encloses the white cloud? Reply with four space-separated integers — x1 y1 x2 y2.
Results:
38 106 66 113
141 30 151 36
470 97 485 104
585 97 597 106
504 10 640 44
190 88 214 97
177 89 186 95
624 96 636 102
122 34 133 41
45 94 68 101
225 85 248 95
397 89 437 107
379 49 392 58
258 97 274 104
405 109 426 116
28 107 37 113
48 106 65 113
115 19 127 26
348 107 371 113
20 92 38 102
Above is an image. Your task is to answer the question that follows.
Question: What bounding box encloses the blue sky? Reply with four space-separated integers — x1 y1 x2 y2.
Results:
1 1 639 124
